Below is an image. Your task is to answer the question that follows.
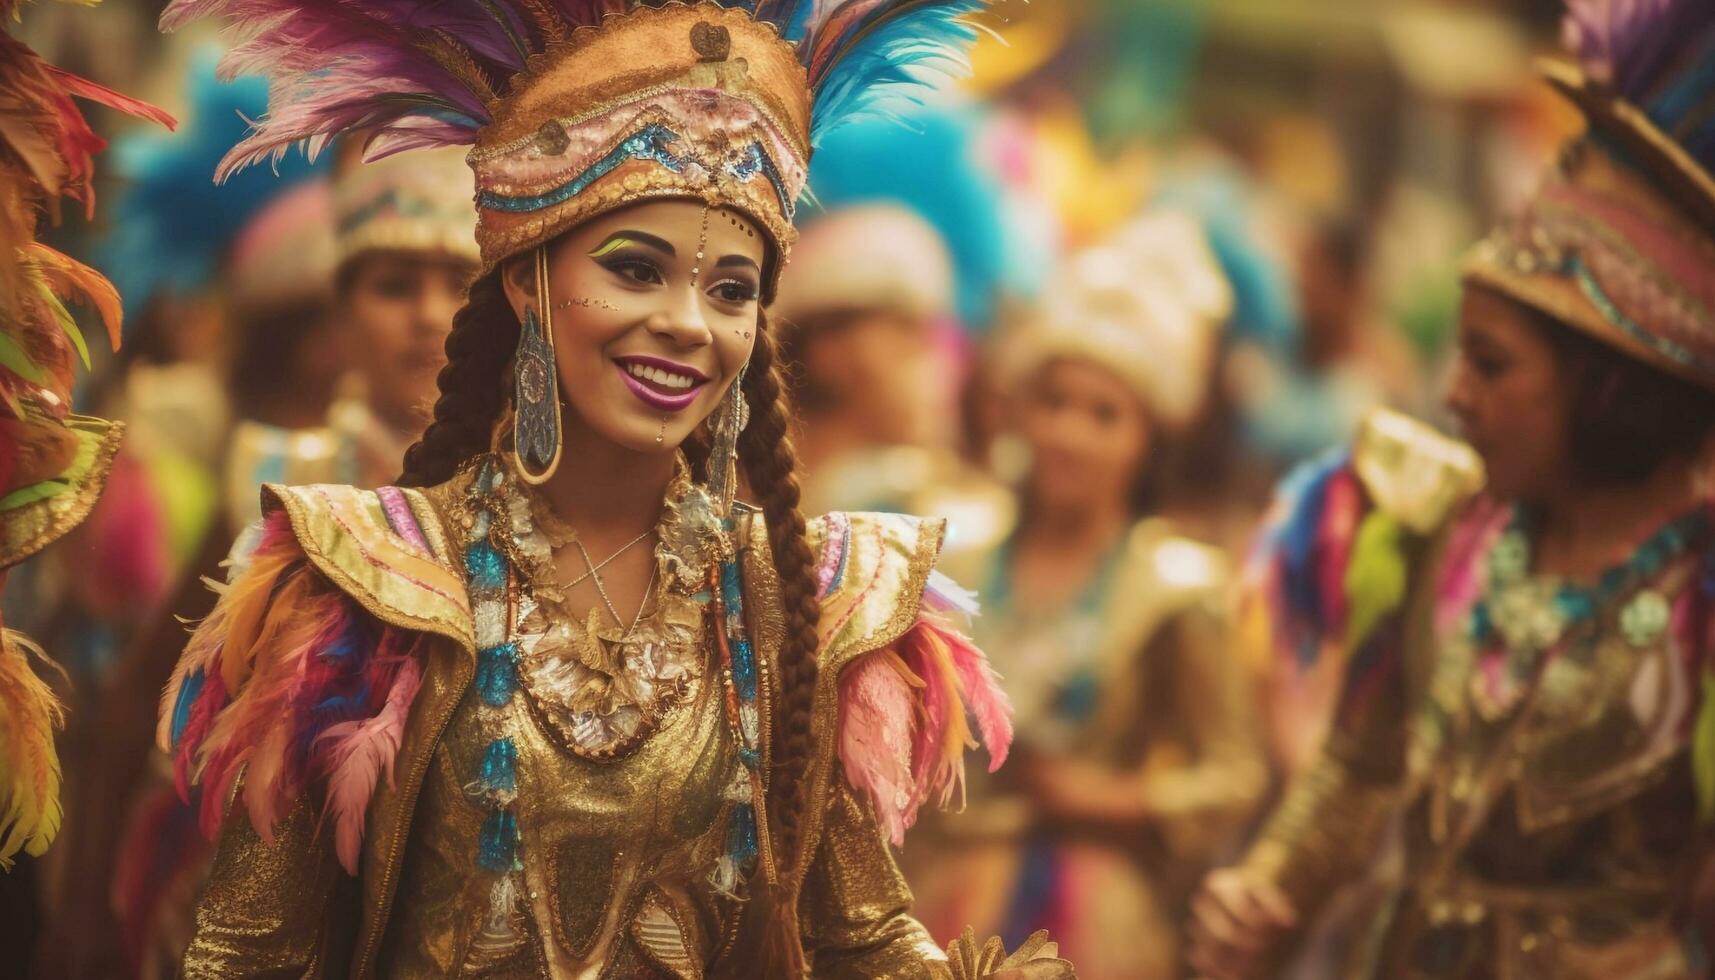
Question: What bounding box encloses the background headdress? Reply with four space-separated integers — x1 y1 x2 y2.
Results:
0 0 173 869
1003 210 1233 430
164 0 988 291
1464 0 1715 389
789 103 1050 330
331 145 479 269
97 51 326 318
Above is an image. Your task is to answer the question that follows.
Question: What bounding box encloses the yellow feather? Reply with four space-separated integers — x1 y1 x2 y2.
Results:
0 630 65 869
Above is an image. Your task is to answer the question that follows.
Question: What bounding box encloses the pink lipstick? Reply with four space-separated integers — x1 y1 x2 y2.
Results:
613 355 708 412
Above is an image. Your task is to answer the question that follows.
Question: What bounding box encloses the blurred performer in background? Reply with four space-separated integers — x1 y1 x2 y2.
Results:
775 204 1013 555
0 0 172 965
908 214 1264 979
1192 2 1715 977
148 0 1068 976
325 145 481 488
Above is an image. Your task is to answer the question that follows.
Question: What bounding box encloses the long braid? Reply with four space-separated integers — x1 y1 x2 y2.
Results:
738 310 821 974
398 271 519 487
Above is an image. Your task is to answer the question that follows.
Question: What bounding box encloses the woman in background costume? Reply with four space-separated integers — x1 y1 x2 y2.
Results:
908 213 1264 979
155 0 1072 976
326 146 483 489
1192 2 1715 977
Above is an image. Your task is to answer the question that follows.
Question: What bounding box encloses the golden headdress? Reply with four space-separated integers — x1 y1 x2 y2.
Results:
164 0 988 294
1464 0 1715 389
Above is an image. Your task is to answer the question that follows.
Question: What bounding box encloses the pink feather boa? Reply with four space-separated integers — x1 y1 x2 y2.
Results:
837 615 1013 846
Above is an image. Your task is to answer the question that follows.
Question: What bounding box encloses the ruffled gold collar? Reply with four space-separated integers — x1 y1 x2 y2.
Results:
501 458 730 760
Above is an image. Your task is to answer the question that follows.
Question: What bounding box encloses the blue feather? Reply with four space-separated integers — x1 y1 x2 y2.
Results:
97 48 328 316
169 668 206 747
802 103 1047 328
807 1 985 147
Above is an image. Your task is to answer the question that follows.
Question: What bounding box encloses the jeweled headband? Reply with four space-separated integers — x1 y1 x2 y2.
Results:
1464 0 1715 389
163 0 988 293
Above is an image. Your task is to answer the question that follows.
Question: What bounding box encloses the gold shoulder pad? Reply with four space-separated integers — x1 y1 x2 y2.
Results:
804 511 948 676
262 483 473 650
1353 408 1485 536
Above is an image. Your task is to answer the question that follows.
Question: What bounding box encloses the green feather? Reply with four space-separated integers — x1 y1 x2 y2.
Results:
30 277 91 370
1695 671 1715 821
1343 511 1407 655
0 332 46 385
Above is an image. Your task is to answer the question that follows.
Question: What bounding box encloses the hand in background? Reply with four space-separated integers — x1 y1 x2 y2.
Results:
1188 866 1298 980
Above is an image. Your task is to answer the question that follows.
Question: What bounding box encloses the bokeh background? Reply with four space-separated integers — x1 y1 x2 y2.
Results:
3 1 1585 977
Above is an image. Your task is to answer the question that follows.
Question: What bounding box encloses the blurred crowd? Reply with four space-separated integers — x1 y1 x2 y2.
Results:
0 0 1624 977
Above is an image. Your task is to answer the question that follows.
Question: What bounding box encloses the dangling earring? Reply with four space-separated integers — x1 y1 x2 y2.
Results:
513 246 562 485
707 364 749 517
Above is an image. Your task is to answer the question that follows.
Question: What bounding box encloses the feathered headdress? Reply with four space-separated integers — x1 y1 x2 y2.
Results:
161 0 987 285
1464 0 1715 390
0 0 173 871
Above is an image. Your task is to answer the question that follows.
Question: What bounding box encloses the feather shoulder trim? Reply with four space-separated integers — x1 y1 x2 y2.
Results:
837 613 1011 846
1244 409 1486 673
159 508 428 874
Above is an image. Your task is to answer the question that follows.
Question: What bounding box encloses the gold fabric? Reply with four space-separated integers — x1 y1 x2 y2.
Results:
0 416 122 569
263 482 473 649
1240 423 1706 980
787 510 946 899
383 603 737 976
183 470 972 977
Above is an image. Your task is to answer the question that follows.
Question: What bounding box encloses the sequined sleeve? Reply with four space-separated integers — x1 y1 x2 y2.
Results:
181 787 347 978
1237 584 1418 922
801 777 953 979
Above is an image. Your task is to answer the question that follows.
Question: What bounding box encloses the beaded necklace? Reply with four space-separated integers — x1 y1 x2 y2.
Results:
455 455 774 949
1465 502 1712 717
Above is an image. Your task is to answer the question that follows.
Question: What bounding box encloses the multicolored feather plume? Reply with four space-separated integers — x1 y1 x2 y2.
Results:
160 510 426 863
160 0 985 175
1561 0 1715 171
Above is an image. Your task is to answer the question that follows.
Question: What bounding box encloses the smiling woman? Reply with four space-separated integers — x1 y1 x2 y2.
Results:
151 1 1071 978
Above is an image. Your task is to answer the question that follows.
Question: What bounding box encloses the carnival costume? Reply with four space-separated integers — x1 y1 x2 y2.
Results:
908 215 1260 978
0 0 173 870
1238 3 1715 975
155 1 1070 976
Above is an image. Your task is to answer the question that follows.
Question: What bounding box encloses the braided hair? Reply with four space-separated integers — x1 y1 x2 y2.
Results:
397 270 518 487
397 273 823 969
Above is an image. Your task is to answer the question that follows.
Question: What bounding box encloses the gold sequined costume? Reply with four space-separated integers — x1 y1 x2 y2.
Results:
1240 410 1715 979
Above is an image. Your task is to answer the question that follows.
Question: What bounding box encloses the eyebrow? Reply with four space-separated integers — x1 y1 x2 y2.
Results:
590 230 675 257
714 255 761 273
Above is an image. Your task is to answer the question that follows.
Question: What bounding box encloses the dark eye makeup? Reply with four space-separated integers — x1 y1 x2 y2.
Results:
597 250 667 286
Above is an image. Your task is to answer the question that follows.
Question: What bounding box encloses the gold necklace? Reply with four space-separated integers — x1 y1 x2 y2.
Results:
573 537 657 636
563 528 653 590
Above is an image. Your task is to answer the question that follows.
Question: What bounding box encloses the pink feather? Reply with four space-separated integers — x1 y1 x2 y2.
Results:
936 622 1013 772
1434 498 1506 637
315 647 422 874
1314 469 1361 641
238 595 357 840
836 614 1017 846
837 650 918 846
